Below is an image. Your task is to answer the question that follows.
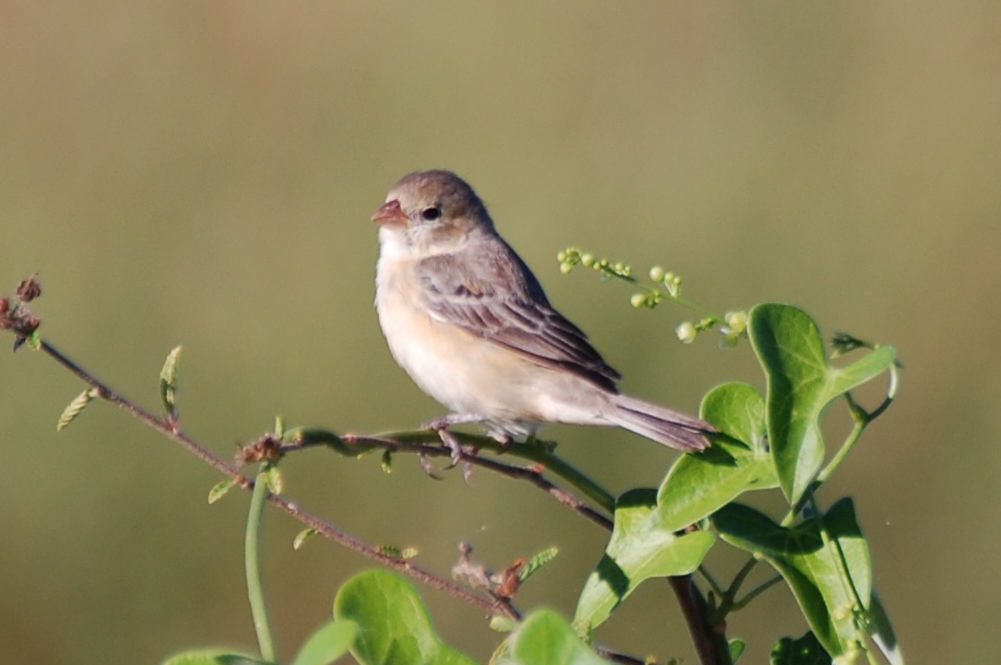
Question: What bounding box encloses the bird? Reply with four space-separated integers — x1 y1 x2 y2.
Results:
372 169 713 452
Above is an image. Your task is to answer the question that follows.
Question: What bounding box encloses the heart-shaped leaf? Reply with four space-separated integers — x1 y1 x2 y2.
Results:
334 570 476 665
749 304 895 503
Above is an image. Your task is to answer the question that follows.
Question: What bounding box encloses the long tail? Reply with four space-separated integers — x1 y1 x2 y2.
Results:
606 393 715 451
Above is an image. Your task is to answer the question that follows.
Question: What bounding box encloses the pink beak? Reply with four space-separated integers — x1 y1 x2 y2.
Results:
371 199 408 227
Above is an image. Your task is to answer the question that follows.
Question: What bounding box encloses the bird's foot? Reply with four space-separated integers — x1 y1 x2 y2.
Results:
421 413 485 470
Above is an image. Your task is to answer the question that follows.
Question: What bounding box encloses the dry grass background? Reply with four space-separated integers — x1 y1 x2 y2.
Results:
2 2 999 663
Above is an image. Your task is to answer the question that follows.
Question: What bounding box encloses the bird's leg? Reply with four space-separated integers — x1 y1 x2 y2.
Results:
421 412 487 431
421 413 486 468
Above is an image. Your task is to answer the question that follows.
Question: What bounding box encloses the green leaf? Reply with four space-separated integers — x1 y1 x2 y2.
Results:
657 382 777 531
160 345 183 417
519 546 559 582
208 478 237 504
508 609 613 665
574 489 714 632
293 527 318 551
290 619 358 665
263 464 283 494
729 638 747 663
713 499 872 657
748 304 895 504
868 592 905 665
770 632 830 665
161 650 266 665
333 570 476 665
56 387 99 431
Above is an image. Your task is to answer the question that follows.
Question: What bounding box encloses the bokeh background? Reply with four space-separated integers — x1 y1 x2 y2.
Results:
2 3 998 663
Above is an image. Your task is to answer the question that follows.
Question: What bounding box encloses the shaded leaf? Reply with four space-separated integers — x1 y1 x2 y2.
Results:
574 489 714 632
333 570 476 665
770 632 829 665
713 499 871 657
508 609 612 665
868 592 905 665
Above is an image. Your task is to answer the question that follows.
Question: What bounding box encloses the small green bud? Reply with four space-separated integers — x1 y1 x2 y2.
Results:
648 265 665 283
556 250 567 262
580 252 595 267
676 321 697 344
630 293 647 308
559 261 574 274
724 310 748 334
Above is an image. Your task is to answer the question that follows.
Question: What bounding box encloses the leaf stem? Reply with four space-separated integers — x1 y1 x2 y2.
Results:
732 575 782 609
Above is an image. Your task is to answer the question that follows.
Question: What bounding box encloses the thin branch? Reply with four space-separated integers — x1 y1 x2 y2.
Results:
290 427 617 515
669 575 730 665
25 330 718 664
35 337 518 620
290 431 615 531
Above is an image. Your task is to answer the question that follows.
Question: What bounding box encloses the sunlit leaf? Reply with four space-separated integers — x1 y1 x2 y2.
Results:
749 304 895 504
208 478 237 504
509 610 612 665
293 528 318 550
657 382 776 531
159 345 183 417
161 650 265 665
333 570 476 665
56 388 98 431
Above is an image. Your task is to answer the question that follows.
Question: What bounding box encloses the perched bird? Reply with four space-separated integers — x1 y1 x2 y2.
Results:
372 170 713 451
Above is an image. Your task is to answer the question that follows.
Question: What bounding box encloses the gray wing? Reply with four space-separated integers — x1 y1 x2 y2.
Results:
416 238 621 392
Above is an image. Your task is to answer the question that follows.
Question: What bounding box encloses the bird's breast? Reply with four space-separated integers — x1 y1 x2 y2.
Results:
375 253 545 419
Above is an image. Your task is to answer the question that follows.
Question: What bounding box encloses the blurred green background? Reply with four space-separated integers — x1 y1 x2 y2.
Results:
2 2 998 663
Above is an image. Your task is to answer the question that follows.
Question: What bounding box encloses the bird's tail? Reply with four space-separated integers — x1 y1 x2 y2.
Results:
606 393 715 451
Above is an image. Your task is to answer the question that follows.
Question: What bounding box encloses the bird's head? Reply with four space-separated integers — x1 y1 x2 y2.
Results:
372 170 494 255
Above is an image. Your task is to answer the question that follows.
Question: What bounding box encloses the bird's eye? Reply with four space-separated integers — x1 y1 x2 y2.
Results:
420 206 442 221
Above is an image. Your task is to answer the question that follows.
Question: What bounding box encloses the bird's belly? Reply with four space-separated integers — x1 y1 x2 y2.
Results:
378 288 540 419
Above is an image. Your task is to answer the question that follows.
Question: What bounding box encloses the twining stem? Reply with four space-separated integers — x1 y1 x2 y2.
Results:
246 466 277 662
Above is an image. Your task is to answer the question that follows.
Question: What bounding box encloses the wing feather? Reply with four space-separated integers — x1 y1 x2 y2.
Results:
416 239 621 391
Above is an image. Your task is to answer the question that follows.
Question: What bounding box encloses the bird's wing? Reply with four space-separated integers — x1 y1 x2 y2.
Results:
416 239 621 391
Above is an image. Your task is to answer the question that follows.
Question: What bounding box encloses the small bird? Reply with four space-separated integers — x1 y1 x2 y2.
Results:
372 170 713 451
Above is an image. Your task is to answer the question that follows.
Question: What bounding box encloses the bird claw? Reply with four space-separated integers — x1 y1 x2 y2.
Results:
437 427 465 468
418 452 443 480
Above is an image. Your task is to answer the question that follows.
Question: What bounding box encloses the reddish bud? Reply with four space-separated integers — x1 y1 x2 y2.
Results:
16 276 42 302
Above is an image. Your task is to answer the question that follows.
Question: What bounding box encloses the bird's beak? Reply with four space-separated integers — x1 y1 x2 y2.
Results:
371 199 408 227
